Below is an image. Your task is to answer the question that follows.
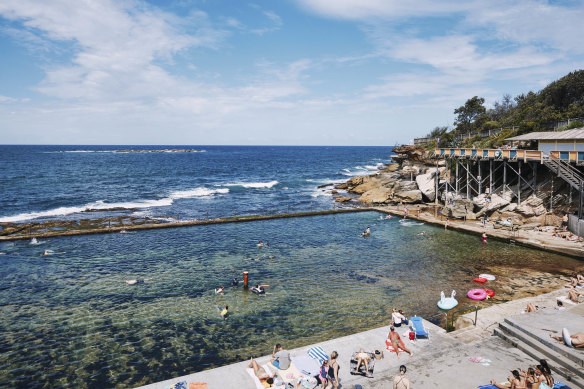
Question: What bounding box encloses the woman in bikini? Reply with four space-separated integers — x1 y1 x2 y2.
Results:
393 365 410 389
248 358 276 386
491 369 526 388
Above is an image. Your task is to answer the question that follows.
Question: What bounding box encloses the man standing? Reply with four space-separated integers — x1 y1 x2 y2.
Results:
271 343 291 370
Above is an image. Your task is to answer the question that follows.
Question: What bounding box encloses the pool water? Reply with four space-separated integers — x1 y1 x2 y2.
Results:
0 211 580 388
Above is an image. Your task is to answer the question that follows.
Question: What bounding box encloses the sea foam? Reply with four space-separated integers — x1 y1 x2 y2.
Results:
225 181 278 188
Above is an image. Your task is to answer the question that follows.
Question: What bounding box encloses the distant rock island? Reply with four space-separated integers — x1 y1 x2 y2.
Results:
115 149 204 153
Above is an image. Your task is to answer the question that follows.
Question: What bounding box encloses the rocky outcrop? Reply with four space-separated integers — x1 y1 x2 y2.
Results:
334 196 352 202
415 169 436 201
358 188 393 204
392 189 423 203
443 199 475 219
515 196 546 217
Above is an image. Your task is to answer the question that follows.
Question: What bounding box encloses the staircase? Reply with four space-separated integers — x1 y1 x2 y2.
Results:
494 306 584 388
543 156 584 191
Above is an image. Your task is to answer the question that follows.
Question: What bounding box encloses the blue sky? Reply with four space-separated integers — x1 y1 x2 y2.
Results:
0 0 583 145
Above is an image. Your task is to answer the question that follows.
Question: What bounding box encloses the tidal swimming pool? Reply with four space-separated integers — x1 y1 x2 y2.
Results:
0 211 580 388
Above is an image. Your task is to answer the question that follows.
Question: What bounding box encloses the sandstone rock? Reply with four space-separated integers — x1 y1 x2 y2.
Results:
501 203 518 212
334 183 349 190
415 170 436 201
335 196 352 202
317 183 333 189
442 199 475 219
358 187 392 204
392 189 423 203
352 178 382 194
396 180 418 191
383 164 400 172
515 196 546 217
473 193 511 216
347 176 364 187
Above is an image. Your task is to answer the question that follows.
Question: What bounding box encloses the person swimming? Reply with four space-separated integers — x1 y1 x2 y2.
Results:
216 286 225 294
257 241 263 247
231 277 239 286
220 305 229 320
361 227 371 236
251 285 266 295
126 279 146 285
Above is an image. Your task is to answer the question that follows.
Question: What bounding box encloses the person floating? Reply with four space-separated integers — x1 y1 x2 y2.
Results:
251 285 266 295
216 285 225 294
126 279 147 285
481 233 487 244
361 227 371 237
231 277 239 287
257 241 264 247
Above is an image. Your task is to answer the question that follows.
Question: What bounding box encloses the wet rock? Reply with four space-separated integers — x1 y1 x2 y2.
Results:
317 183 333 188
335 196 352 202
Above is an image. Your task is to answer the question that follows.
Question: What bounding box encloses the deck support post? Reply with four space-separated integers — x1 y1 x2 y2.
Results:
518 160 522 206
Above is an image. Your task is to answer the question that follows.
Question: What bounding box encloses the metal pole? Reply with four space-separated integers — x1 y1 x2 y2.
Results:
579 180 583 219
455 160 459 196
503 161 507 195
532 162 537 197
518 160 522 205
435 157 439 204
489 159 493 194
478 161 482 195
466 161 470 199
550 175 554 213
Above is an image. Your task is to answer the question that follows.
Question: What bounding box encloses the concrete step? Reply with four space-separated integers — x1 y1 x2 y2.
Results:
504 317 584 368
495 324 584 387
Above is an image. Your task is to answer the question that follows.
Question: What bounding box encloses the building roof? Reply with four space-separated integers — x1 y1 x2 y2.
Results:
506 128 584 141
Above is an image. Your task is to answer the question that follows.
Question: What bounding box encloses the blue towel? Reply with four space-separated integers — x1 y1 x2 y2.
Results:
477 385 498 389
307 346 329 364
553 383 571 389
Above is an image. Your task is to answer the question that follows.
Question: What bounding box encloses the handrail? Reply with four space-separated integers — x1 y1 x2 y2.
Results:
449 305 479 330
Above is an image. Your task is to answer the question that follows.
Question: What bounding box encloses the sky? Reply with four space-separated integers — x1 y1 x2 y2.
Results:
0 0 583 146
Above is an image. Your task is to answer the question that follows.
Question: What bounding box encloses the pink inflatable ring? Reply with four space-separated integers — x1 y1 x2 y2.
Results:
467 289 487 300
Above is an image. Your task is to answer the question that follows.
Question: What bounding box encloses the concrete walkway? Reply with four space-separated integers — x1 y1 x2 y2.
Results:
372 205 584 258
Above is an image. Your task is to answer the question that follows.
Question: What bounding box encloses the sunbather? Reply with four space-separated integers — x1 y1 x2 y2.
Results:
388 326 413 358
354 349 373 378
550 331 584 348
491 369 525 388
249 358 276 385
535 360 554 388
568 288 582 303
525 303 539 312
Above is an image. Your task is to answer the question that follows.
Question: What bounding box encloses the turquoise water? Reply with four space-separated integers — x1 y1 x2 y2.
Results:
0 211 580 388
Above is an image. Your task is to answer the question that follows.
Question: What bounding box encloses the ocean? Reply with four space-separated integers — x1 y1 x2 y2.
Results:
0 145 391 224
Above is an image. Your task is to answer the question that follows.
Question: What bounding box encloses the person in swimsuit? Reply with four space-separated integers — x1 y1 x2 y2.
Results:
327 351 340 389
567 288 582 303
491 369 525 388
388 326 413 358
220 305 228 320
393 365 410 389
354 349 372 378
126 279 146 285
361 227 370 236
550 331 584 348
248 358 276 386
561 214 568 230
536 360 554 388
318 359 330 388
482 233 487 244
231 277 239 287
216 286 225 294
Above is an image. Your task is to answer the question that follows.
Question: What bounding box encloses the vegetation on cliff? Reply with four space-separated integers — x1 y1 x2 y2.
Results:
424 70 584 149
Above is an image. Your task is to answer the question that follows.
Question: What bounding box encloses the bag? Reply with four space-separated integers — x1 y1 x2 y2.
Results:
374 349 384 360
408 331 415 341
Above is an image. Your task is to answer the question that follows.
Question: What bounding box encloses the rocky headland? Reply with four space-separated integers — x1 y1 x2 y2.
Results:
331 145 572 230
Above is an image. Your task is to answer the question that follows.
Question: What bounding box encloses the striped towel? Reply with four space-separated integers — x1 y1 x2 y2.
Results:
307 346 329 364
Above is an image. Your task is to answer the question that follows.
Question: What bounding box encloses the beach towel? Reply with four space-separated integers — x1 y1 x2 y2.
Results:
167 382 187 389
246 364 275 389
385 338 406 352
477 385 498 389
188 384 208 389
553 383 571 389
275 362 303 385
307 346 329 364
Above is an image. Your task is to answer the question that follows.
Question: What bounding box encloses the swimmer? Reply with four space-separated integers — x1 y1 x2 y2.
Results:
257 241 263 247
216 286 225 294
126 279 147 285
417 231 426 236
42 249 54 256
220 305 229 320
231 277 239 287
251 285 266 295
385 214 392 219
481 233 487 244
361 227 371 236
120 230 129 234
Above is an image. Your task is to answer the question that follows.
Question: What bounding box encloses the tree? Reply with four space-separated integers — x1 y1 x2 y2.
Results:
454 96 486 133
427 126 449 138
